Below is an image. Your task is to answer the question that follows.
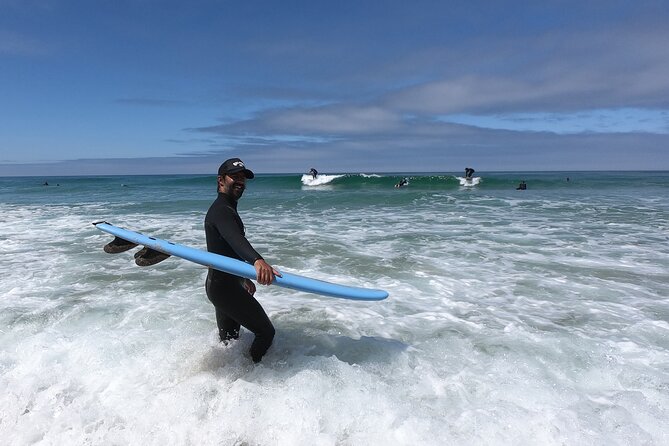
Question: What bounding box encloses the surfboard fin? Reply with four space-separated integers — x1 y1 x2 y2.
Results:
104 236 139 254
134 246 171 266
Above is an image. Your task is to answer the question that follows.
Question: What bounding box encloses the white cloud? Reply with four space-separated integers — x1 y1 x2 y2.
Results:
383 25 669 114
265 106 401 134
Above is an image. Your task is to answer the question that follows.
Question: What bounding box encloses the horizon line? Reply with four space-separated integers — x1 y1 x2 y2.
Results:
2 169 668 179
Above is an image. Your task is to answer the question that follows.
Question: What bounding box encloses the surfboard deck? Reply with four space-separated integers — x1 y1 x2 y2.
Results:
93 222 388 301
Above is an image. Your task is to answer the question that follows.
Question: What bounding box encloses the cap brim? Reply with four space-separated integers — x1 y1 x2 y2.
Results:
225 168 254 179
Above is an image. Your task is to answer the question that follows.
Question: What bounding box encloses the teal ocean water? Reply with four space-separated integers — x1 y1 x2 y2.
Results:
1 171 668 445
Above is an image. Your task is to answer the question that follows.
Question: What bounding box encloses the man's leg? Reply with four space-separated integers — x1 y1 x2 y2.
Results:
214 306 240 342
206 274 275 361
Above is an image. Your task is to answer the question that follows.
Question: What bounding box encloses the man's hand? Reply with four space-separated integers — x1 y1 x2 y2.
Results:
243 279 256 296
253 259 282 286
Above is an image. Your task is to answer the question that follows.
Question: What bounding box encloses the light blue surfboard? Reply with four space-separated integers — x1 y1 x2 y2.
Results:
93 222 388 301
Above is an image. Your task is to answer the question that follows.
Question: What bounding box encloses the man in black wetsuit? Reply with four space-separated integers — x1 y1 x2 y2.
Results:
204 158 281 363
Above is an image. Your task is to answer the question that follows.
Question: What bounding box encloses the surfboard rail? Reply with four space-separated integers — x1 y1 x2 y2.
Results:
93 221 388 301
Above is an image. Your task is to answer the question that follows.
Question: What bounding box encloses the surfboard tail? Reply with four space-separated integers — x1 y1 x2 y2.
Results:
96 220 172 266
102 237 172 266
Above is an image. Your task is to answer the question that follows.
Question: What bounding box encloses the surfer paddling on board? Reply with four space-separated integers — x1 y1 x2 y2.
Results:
309 167 318 179
205 158 281 363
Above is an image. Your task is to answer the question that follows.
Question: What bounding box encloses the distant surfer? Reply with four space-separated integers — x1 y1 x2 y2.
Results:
204 158 281 363
516 181 527 190
464 167 475 179
43 181 49 186
309 168 318 179
394 178 409 188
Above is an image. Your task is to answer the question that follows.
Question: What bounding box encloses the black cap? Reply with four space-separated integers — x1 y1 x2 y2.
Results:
217 158 254 179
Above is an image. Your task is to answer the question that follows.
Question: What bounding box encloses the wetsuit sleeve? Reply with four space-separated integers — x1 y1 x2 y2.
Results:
220 224 263 264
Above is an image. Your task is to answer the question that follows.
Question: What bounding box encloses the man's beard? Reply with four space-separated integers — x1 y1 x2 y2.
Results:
230 182 246 200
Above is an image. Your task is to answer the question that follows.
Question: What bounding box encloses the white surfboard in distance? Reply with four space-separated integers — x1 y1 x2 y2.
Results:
301 174 344 186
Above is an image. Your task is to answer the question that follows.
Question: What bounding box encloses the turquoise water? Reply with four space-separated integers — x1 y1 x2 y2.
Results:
1 171 668 445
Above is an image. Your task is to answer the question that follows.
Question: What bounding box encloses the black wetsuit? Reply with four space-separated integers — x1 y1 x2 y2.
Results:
204 192 275 362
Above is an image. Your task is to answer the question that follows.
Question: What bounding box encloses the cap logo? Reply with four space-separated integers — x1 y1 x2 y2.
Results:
232 161 244 167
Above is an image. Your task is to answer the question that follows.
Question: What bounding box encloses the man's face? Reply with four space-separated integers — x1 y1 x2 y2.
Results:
222 171 247 200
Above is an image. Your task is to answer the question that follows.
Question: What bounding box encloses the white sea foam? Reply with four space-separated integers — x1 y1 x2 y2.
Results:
457 176 481 186
301 174 344 186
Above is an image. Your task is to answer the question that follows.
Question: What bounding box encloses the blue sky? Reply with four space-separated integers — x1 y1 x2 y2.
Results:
1 0 668 175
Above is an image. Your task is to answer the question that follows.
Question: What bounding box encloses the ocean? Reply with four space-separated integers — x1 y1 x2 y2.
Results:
1 171 668 445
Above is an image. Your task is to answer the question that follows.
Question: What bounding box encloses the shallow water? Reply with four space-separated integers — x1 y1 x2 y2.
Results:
1 172 668 445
